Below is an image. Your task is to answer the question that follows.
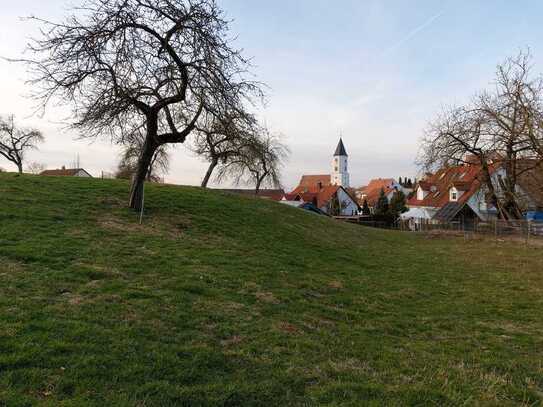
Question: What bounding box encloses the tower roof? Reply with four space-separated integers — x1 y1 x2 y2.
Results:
334 138 348 156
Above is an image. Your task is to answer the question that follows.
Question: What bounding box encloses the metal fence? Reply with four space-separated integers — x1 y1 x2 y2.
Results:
396 218 543 242
342 216 543 243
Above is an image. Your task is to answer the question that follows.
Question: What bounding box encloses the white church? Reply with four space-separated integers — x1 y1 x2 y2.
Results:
283 138 360 216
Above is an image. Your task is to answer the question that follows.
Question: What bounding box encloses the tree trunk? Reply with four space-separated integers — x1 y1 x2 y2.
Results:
201 158 218 188
16 161 23 174
129 118 159 211
255 177 263 195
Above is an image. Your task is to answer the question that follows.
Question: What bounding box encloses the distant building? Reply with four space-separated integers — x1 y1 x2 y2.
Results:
331 138 350 187
283 185 359 216
295 138 351 191
403 160 543 225
40 166 93 178
355 178 408 210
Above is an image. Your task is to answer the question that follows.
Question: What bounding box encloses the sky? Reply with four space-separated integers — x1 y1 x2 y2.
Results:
2 0 543 189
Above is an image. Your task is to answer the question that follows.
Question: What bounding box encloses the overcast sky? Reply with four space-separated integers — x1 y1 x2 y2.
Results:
2 1 543 189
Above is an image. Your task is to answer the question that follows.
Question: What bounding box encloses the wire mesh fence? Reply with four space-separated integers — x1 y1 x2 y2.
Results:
395 218 543 243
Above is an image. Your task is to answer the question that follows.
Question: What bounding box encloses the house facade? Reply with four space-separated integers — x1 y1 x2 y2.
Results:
282 184 359 216
40 167 93 177
401 161 541 225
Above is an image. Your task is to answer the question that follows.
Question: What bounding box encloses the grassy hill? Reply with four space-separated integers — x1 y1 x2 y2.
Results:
0 173 542 406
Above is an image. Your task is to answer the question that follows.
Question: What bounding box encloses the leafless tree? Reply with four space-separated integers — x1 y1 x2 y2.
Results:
192 105 259 188
0 115 44 174
26 161 47 175
115 128 170 183
419 50 543 219
216 129 289 193
20 0 262 209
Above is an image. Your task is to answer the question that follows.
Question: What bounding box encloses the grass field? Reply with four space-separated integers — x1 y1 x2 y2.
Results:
0 173 542 406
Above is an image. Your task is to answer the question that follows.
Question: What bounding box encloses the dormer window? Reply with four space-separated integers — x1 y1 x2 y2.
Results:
450 187 458 202
417 187 427 201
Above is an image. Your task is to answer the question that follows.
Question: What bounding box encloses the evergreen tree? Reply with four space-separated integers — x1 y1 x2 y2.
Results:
361 199 371 216
389 190 408 220
374 188 389 216
398 176 403 186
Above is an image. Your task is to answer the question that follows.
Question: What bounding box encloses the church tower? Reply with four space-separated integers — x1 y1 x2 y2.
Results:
331 138 350 187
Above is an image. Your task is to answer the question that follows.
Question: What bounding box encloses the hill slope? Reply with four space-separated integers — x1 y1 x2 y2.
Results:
0 173 542 406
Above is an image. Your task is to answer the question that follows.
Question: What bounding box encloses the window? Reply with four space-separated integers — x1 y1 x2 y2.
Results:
335 166 338 172
450 188 458 202
417 187 425 201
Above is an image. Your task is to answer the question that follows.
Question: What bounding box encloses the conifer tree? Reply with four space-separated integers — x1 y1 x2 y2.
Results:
361 199 371 216
374 188 389 216
389 190 408 220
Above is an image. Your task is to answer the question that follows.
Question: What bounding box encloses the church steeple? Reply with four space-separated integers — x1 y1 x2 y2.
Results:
331 138 350 188
334 138 348 157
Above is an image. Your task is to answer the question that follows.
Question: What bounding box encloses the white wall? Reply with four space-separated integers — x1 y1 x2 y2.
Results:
331 155 349 187
321 188 358 216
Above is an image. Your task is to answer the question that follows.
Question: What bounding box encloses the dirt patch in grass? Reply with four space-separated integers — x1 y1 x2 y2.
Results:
328 280 344 289
220 335 244 347
98 214 191 239
255 291 280 304
276 321 301 335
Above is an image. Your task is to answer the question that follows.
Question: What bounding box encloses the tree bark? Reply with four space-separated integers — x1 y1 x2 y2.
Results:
16 161 23 174
201 157 218 188
129 117 159 211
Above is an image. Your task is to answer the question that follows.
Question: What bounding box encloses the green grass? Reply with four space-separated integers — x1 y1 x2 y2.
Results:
0 173 542 406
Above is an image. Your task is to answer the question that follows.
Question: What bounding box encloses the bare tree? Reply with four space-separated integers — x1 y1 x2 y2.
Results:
116 129 170 183
26 162 47 175
216 130 289 193
0 115 44 174
419 51 543 219
192 106 259 188
21 0 262 210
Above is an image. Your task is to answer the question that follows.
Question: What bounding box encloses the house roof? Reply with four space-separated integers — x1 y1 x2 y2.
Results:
334 138 348 156
408 164 496 208
297 174 331 190
433 202 465 222
287 184 359 209
358 178 398 207
40 168 91 177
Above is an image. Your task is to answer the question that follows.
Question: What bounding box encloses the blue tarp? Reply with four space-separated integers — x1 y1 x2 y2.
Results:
526 211 543 221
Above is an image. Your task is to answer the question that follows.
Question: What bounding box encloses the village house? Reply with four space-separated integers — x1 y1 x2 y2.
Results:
40 166 93 178
402 159 543 226
355 178 411 210
282 139 360 216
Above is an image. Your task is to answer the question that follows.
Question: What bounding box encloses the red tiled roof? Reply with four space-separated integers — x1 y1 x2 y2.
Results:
366 178 395 191
358 178 398 207
297 174 331 190
287 184 360 210
408 164 496 208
